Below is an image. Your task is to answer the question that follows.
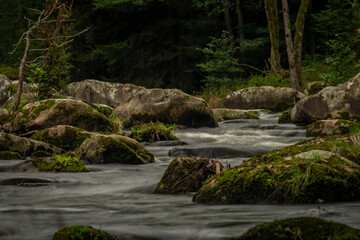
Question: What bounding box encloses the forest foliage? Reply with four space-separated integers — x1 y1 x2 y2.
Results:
0 0 359 96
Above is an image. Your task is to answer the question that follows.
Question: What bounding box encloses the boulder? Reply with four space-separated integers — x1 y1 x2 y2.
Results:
193 134 360 204
154 157 224 194
223 86 305 111
65 79 217 128
10 98 115 133
237 217 360 240
169 146 254 159
291 73 360 123
129 122 178 143
31 125 92 151
0 74 11 106
278 109 291 123
0 177 57 187
0 154 89 173
304 81 324 96
52 226 122 240
212 108 259 122
77 133 154 164
306 119 354 137
0 132 62 158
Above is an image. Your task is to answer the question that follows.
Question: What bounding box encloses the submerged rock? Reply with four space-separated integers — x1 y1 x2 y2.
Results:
52 225 122 240
224 86 305 111
0 177 57 187
237 217 360 240
212 108 259 122
65 79 217 128
0 132 62 158
154 157 224 194
31 125 92 151
291 73 360 123
193 134 360 204
10 98 115 133
169 147 253 159
78 133 154 164
306 119 353 137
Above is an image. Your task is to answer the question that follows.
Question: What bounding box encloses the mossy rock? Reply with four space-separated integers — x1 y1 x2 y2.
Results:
78 134 154 164
52 225 121 240
306 81 324 95
33 154 89 172
237 217 360 240
193 134 360 204
154 157 224 194
278 109 291 123
306 119 354 137
31 125 91 151
0 151 22 160
130 122 178 143
212 108 259 122
0 67 18 80
10 99 116 134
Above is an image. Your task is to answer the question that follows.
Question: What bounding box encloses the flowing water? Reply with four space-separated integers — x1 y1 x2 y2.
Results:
1 112 360 240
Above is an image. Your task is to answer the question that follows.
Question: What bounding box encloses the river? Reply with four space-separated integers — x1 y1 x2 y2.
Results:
1 112 360 240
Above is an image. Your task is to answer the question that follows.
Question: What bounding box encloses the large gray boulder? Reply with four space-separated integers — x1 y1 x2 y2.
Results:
77 133 155 164
224 86 305 111
65 79 217 128
291 73 360 123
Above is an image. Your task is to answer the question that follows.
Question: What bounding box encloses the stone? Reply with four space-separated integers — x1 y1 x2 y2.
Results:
193 134 360 204
291 73 360 123
77 133 155 164
278 109 292 123
223 86 305 111
129 122 178 143
65 79 217 128
10 98 115 133
212 108 259 122
154 157 224 194
237 217 360 240
0 132 62 158
0 177 57 187
0 74 11 106
52 226 122 240
306 119 353 137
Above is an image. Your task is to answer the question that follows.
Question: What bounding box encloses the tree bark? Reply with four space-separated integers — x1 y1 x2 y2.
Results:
281 0 298 89
223 0 234 40
236 0 245 39
264 0 281 74
13 34 30 112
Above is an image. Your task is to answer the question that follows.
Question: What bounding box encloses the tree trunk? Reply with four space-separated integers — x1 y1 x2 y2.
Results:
264 0 281 74
236 0 245 39
13 34 30 112
281 0 298 90
223 0 234 40
293 0 310 87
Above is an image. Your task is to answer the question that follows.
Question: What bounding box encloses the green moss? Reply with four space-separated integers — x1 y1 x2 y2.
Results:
0 151 22 160
130 121 178 142
237 217 360 240
278 109 291 123
70 106 113 133
0 66 18 80
52 225 120 240
8 84 18 96
31 100 56 116
33 154 89 172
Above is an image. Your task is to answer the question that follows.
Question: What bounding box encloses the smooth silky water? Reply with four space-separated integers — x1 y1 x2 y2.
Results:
1 112 360 240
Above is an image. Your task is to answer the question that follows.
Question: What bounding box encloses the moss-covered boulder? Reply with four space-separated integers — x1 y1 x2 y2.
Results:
31 125 92 151
305 81 324 96
154 157 224 194
130 122 178 142
306 119 354 137
65 79 217 128
0 132 62 158
223 86 305 111
52 225 121 240
193 134 360 204
212 108 259 122
77 133 154 164
0 154 89 172
237 217 360 240
10 98 116 133
278 109 292 123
